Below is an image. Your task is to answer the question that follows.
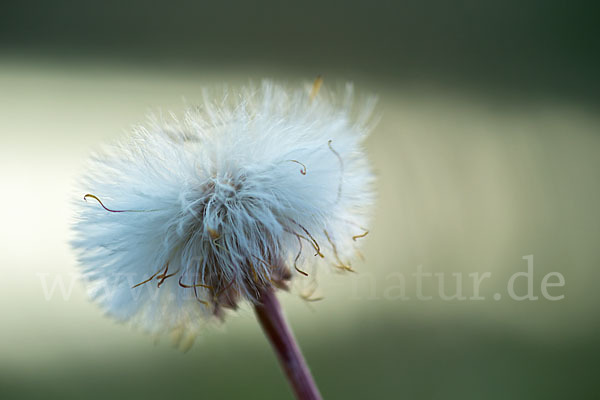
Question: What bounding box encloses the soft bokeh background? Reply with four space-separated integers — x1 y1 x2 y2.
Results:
1 1 599 399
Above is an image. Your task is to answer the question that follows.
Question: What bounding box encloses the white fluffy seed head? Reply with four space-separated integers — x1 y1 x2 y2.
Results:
71 80 376 334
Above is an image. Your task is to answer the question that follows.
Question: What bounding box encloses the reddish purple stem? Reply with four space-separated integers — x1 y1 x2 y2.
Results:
254 289 322 400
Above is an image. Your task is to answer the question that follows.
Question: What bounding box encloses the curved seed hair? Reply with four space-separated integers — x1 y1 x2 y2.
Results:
293 235 309 276
324 230 355 272
84 194 159 213
287 160 307 175
352 229 369 241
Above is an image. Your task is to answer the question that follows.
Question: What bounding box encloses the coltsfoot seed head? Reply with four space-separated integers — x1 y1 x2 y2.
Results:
71 80 376 335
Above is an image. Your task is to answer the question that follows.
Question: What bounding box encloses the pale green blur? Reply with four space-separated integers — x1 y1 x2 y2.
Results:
0 59 598 399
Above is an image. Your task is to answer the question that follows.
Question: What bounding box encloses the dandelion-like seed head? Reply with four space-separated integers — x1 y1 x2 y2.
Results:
72 80 376 335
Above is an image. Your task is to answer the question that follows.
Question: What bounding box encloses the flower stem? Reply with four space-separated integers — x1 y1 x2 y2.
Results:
254 288 322 400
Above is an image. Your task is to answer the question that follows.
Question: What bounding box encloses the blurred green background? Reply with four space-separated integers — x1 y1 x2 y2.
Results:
1 1 599 399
